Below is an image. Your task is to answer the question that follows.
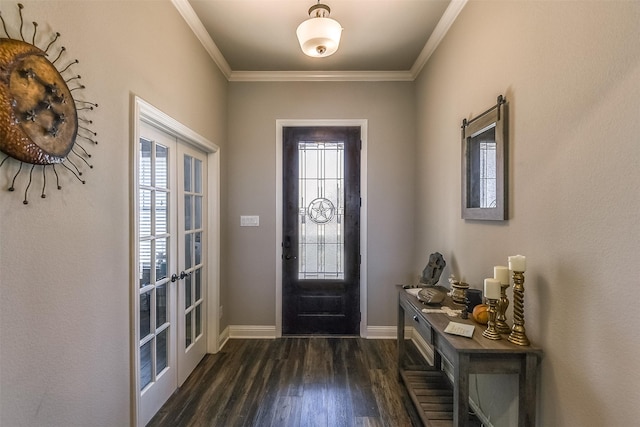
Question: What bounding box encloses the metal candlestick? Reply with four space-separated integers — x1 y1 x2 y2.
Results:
482 298 501 340
508 271 530 346
495 283 511 334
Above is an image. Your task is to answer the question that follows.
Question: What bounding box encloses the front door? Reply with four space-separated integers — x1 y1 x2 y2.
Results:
136 121 208 426
282 126 361 335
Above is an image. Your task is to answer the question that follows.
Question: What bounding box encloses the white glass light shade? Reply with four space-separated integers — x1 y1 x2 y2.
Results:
296 17 342 57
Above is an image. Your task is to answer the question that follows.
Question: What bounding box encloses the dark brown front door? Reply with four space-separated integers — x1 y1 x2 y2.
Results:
282 126 361 335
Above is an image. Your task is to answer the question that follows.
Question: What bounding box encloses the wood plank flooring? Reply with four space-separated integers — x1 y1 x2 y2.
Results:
148 338 429 427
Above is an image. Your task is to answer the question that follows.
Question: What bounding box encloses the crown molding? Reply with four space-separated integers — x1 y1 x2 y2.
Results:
172 0 467 83
410 0 468 79
171 0 232 79
229 70 414 82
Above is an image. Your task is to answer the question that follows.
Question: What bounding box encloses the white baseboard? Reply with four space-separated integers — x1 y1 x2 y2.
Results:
364 325 397 339
218 325 230 350
469 396 493 427
407 327 435 363
222 325 410 340
228 325 277 339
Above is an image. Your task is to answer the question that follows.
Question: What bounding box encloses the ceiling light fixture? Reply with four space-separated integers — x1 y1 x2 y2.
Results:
296 2 342 58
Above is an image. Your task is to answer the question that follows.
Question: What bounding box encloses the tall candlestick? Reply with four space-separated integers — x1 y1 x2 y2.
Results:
494 266 509 284
484 278 501 300
508 255 526 272
482 296 501 340
508 270 530 346
493 266 511 334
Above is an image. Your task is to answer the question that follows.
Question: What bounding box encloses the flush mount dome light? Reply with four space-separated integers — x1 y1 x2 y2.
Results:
296 2 342 57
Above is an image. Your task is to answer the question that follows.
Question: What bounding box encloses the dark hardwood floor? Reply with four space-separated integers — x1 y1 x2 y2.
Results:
148 338 429 427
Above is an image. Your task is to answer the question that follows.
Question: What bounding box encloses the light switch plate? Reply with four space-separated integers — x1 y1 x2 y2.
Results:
240 215 259 227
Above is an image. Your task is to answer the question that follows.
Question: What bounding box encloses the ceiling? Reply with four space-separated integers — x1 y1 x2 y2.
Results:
173 0 467 81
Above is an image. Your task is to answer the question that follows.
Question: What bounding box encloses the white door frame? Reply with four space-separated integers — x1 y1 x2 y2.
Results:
130 96 221 426
275 119 368 337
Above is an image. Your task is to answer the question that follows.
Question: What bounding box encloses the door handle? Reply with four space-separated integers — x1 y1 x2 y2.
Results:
283 236 296 260
171 271 191 282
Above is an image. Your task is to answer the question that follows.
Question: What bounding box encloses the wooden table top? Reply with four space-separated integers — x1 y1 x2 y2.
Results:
399 285 543 356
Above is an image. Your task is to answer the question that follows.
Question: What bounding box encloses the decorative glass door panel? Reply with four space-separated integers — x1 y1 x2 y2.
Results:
137 122 178 427
177 146 207 385
298 142 344 280
138 137 172 391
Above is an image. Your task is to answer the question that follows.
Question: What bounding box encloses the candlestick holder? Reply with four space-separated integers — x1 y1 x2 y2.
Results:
482 297 501 340
508 271 530 346
495 283 511 334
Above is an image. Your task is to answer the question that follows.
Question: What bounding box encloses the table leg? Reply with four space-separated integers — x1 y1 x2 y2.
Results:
453 353 470 426
433 346 442 370
518 353 538 426
397 300 405 375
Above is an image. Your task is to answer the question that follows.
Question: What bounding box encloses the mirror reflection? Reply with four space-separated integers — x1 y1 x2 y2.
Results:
468 125 497 209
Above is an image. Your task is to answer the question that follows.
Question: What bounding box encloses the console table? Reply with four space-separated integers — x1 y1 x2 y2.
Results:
397 286 542 427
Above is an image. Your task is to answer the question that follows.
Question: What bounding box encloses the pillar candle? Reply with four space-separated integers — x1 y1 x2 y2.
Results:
494 266 509 285
508 255 526 272
484 278 501 299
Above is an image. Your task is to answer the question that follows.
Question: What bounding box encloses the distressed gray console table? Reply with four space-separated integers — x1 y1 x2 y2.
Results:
397 285 542 426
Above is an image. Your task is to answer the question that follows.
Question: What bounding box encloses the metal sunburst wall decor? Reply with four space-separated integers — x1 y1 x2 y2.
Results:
0 3 98 204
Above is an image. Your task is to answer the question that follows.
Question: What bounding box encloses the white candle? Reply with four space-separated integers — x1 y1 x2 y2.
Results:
494 266 509 285
484 278 501 299
508 255 526 272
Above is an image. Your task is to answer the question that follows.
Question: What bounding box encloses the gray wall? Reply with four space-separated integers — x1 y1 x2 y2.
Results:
414 1 640 426
0 1 227 426
2 1 638 426
225 81 416 328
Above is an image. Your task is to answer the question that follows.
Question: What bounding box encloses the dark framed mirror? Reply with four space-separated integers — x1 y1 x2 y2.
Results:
461 95 508 220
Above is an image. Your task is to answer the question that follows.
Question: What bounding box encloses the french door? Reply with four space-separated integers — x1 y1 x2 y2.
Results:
282 126 361 335
176 143 208 385
136 121 207 426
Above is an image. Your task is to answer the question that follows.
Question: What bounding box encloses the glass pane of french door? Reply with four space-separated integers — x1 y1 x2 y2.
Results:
137 123 178 427
177 144 207 385
138 137 172 389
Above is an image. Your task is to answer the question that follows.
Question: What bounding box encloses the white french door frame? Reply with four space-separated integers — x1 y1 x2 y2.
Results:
130 96 221 427
275 119 368 337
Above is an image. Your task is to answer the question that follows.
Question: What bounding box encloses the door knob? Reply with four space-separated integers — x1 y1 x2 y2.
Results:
171 271 191 282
